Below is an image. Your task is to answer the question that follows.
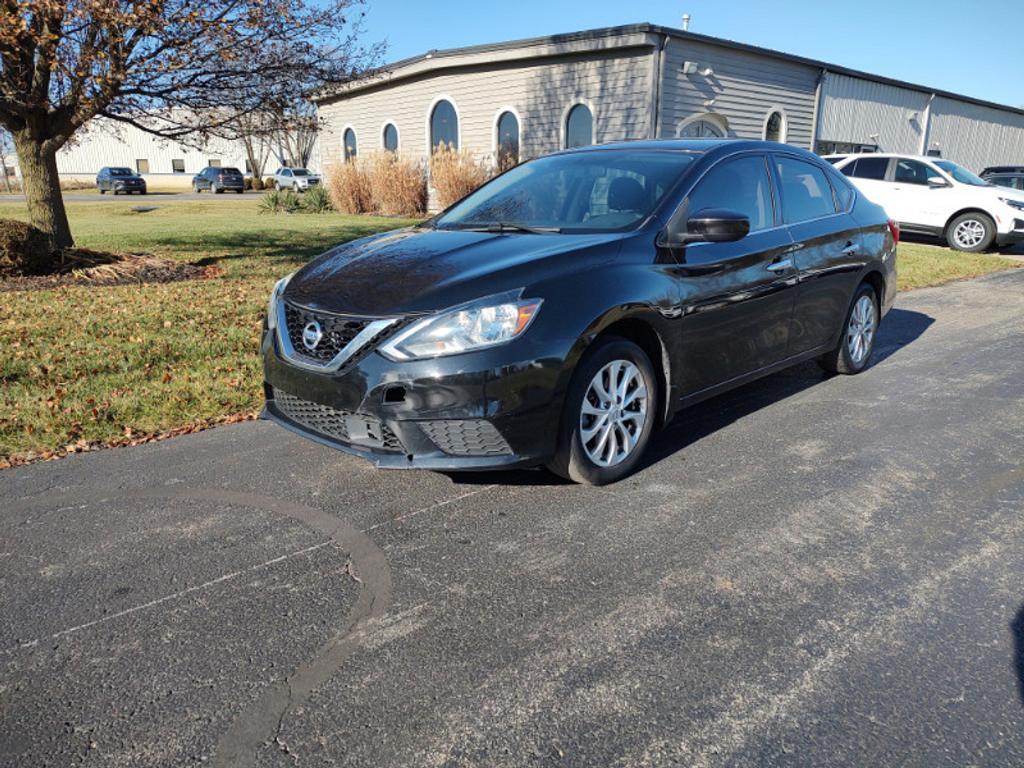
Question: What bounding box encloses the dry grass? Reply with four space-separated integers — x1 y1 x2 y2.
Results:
325 160 372 214
429 145 492 209
367 152 427 216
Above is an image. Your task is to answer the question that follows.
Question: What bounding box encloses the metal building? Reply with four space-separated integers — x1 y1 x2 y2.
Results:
313 23 1024 175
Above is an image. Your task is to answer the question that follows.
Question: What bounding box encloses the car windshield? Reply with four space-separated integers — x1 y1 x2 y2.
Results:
291 169 310 176
934 160 989 187
433 150 699 233
110 168 134 176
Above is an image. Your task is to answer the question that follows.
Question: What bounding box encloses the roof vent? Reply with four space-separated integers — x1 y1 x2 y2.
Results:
682 13 691 31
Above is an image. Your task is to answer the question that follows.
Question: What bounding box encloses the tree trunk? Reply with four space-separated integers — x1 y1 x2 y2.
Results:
13 130 73 251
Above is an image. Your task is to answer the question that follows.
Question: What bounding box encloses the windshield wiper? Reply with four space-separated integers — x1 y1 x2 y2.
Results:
450 222 562 235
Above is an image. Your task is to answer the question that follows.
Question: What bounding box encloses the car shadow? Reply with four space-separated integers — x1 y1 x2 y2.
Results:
1013 605 1024 708
445 308 934 488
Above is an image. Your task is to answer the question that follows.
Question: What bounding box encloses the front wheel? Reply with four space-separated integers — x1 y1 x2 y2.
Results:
818 283 879 375
946 212 995 252
547 337 658 485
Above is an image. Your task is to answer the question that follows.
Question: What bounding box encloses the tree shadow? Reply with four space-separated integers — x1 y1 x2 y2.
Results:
446 308 934 488
1013 605 1024 708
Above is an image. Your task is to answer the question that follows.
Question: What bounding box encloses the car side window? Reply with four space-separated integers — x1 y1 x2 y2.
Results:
283 169 292 177
824 164 855 212
685 155 775 232
774 156 835 224
844 156 889 181
894 159 942 186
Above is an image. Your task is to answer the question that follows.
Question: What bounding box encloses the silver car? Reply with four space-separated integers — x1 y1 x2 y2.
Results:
273 167 321 192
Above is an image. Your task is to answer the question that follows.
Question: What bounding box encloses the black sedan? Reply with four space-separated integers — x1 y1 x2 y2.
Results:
96 167 147 195
261 140 897 484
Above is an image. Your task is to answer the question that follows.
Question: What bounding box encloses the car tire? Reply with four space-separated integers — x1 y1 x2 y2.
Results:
214 184 223 194
98 188 105 195
547 336 658 486
236 189 243 194
946 212 996 253
274 182 281 191
818 282 879 375
293 183 300 192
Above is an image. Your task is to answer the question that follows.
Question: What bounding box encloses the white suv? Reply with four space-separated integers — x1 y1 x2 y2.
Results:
825 153 1024 252
272 167 321 192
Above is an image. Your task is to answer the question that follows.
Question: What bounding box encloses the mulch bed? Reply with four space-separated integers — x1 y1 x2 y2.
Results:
1 248 221 292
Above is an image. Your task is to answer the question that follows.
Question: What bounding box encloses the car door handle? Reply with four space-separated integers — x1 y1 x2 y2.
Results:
766 258 794 273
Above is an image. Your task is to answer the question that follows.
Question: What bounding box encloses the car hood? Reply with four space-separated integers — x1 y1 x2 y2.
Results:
283 227 626 316
989 184 1024 204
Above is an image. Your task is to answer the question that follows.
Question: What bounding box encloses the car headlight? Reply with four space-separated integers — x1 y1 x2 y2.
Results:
380 291 542 361
999 197 1024 212
266 272 294 330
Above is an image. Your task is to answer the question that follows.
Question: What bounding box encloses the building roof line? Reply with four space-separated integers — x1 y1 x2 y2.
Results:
315 22 1024 119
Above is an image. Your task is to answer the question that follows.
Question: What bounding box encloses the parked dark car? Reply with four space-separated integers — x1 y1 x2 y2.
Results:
192 166 245 194
96 167 147 195
261 140 897 485
980 165 1024 191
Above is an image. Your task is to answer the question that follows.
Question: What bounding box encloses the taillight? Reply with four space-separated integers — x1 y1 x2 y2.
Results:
217 173 225 180
887 219 900 244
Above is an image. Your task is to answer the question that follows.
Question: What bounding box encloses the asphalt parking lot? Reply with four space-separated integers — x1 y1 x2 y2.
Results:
2 271 1023 767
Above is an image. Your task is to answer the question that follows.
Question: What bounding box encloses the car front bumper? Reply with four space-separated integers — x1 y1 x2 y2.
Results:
996 218 1024 247
260 322 572 471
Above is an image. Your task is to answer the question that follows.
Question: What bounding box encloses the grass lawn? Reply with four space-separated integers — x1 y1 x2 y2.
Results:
0 197 419 465
0 197 1020 466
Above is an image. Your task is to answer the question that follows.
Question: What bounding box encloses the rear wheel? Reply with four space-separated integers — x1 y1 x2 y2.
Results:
547 337 658 485
818 283 879 375
214 184 224 194
946 212 995 252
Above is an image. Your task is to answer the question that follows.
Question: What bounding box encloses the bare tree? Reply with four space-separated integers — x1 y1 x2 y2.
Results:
0 128 13 193
275 103 320 169
0 0 381 253
235 111 274 185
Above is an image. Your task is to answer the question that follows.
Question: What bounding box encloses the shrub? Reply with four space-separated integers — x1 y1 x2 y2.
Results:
59 178 94 191
263 176 276 190
0 218 52 276
258 189 304 214
430 145 492 209
326 160 372 214
303 184 333 213
367 152 427 216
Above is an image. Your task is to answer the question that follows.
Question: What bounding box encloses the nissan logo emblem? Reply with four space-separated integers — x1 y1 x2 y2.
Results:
301 320 323 351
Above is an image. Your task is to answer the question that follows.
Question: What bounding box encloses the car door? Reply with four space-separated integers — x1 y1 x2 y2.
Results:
885 158 950 229
777 154 867 355
668 153 800 396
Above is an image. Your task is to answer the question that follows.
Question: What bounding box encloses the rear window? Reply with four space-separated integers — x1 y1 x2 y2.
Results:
843 157 889 180
222 168 242 175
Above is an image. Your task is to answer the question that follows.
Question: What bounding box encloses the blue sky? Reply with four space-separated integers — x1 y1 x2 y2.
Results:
358 0 1023 108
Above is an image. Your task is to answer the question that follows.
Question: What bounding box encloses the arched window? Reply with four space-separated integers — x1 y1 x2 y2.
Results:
496 110 520 169
430 99 459 151
764 111 785 143
565 104 593 149
343 128 357 161
677 114 727 138
382 123 399 152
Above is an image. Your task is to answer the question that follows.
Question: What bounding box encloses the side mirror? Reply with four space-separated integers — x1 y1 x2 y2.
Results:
681 208 751 244
927 176 950 188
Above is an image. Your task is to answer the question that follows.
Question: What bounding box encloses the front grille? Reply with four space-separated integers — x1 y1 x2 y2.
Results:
283 301 371 364
273 389 404 452
419 420 512 457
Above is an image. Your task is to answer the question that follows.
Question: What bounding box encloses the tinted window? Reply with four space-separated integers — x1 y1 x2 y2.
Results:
172 159 185 173
435 150 696 233
222 167 242 175
565 104 593 149
496 111 520 168
686 155 774 232
845 157 889 180
894 159 941 185
282 169 292 177
824 164 855 212
343 128 357 161
775 156 835 223
110 168 133 177
383 123 399 152
430 99 459 151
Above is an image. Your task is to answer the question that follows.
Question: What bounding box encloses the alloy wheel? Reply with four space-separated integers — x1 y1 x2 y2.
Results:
953 219 986 249
847 294 876 365
579 360 649 467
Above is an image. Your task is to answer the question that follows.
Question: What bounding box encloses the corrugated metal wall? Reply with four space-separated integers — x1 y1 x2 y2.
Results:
316 48 653 169
928 97 1024 172
658 38 818 148
817 73 930 154
54 118 285 177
